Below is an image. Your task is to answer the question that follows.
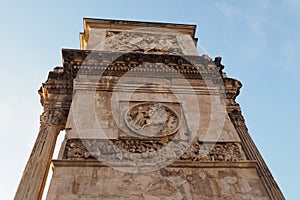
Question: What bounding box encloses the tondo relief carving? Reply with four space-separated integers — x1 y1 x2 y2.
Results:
125 103 179 138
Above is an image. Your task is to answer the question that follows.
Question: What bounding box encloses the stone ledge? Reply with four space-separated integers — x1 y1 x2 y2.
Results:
52 160 257 169
83 18 197 39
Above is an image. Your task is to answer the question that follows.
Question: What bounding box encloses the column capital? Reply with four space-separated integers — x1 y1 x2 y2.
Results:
40 109 69 131
228 109 247 128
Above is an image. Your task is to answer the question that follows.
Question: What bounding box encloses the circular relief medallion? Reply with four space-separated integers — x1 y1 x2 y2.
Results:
125 103 179 137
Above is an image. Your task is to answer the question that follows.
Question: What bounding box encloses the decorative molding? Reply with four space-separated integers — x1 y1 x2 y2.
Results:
224 78 242 101
63 139 247 162
62 49 222 81
52 160 257 168
37 64 73 130
38 66 73 110
82 18 197 39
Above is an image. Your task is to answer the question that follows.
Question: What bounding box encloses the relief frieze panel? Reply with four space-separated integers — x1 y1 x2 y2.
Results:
105 31 182 54
63 139 247 163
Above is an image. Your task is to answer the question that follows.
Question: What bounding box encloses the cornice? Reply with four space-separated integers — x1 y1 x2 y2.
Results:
62 49 223 81
38 66 73 111
40 50 243 111
82 18 197 40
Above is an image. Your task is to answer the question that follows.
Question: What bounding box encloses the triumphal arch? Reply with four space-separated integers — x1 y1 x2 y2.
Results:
15 18 284 200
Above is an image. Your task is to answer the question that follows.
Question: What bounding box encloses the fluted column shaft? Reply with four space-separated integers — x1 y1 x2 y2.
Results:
14 109 67 200
229 110 285 200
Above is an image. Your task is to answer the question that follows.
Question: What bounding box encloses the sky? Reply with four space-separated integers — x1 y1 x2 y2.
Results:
0 0 299 199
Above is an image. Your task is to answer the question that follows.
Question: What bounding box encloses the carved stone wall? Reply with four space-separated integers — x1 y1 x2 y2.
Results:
46 163 270 200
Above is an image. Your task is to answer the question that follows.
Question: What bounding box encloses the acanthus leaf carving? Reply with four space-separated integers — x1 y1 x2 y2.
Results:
229 109 247 128
40 109 68 130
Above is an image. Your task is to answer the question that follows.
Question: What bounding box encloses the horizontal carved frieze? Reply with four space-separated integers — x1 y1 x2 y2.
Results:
63 139 246 163
62 49 222 81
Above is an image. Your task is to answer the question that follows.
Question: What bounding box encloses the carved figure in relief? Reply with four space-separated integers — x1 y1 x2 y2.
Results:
125 103 179 137
141 104 168 130
64 139 247 164
106 31 182 54
133 106 146 128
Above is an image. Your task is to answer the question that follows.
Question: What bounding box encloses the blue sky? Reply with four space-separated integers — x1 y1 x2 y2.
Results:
0 0 299 199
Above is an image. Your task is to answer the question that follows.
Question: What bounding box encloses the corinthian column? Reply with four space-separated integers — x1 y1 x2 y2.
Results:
14 109 68 200
229 110 285 200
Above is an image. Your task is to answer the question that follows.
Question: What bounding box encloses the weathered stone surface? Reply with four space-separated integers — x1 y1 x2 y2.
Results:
81 18 198 55
47 162 269 200
65 83 241 142
63 139 246 162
